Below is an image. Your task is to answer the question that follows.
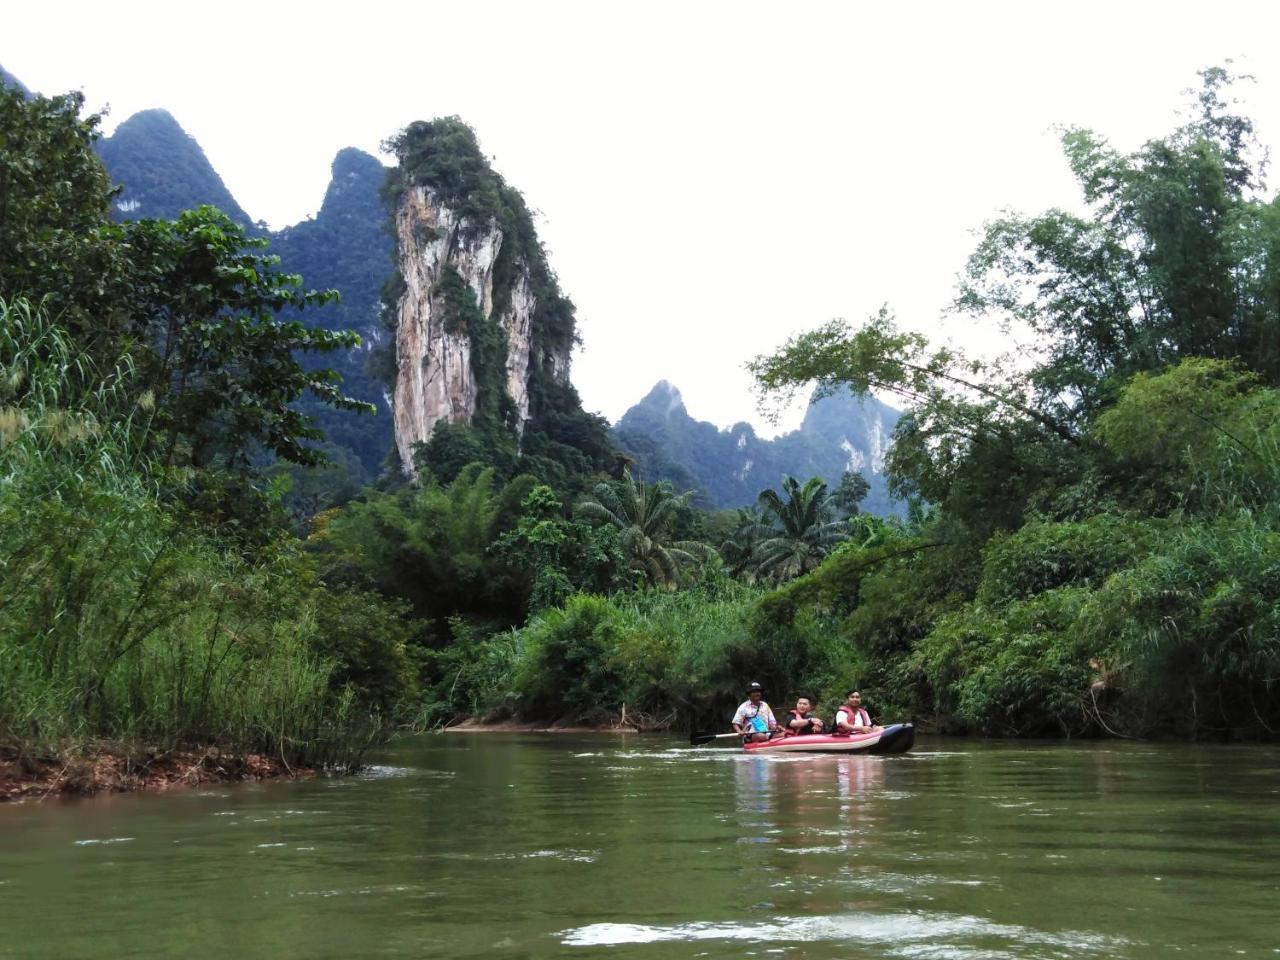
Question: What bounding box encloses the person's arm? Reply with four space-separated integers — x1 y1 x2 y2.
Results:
834 707 853 733
763 705 778 731
731 704 745 733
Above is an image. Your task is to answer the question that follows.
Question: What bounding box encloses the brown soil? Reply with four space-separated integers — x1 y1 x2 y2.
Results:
0 745 312 803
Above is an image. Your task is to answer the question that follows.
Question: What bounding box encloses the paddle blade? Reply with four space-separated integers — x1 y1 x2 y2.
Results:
689 731 719 746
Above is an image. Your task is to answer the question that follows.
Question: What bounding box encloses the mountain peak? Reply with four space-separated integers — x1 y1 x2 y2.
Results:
317 148 387 221
640 380 686 415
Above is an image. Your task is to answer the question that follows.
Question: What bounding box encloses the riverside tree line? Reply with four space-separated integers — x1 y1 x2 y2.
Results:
3 68 1278 780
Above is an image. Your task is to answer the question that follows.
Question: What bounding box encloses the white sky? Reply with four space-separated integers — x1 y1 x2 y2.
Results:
7 1 1280 435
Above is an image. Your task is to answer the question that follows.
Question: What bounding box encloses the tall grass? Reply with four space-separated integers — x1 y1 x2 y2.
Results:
0 298 377 769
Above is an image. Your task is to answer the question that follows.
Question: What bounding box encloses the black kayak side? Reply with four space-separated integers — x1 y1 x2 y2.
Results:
867 722 915 755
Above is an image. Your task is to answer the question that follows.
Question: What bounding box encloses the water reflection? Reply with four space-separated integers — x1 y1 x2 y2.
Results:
733 754 775 817
735 754 888 823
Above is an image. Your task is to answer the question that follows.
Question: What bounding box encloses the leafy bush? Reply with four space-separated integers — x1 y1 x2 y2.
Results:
1079 515 1280 736
976 516 1158 604
911 589 1093 736
512 595 629 722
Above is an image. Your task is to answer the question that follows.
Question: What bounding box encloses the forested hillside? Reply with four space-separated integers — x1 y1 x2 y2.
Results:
0 63 28 97
0 83 404 789
95 109 257 228
746 67 1280 739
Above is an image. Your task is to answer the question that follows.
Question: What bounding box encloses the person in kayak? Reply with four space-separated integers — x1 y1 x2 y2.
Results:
731 682 781 743
784 697 825 736
834 690 882 735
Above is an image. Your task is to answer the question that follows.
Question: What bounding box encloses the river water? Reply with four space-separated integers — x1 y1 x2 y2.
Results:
2 733 1278 958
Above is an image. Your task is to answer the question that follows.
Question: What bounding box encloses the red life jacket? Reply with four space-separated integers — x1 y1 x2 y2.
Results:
786 708 817 736
836 705 871 729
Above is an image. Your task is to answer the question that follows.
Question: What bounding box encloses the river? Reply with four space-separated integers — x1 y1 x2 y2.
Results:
2 733 1278 958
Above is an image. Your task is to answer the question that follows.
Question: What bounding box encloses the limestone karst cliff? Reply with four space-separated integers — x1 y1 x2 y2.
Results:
383 118 579 477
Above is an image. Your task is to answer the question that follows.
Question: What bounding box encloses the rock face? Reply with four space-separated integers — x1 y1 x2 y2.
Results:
389 183 567 475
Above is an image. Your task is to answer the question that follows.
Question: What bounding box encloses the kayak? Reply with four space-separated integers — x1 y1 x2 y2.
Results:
742 722 915 755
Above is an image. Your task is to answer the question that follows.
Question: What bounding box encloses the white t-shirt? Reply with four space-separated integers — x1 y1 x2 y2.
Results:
732 700 776 730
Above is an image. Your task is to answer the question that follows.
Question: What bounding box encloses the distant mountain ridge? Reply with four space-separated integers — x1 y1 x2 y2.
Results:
613 382 902 515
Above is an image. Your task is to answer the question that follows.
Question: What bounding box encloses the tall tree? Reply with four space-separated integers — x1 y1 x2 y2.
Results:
832 471 871 517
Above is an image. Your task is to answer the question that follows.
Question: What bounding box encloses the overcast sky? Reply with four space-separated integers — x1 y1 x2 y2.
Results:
7 1 1280 434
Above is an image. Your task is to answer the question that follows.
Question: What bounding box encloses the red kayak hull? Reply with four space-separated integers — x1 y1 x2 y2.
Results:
742 723 915 755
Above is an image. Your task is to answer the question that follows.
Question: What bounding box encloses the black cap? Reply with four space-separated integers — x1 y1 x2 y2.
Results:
747 681 764 695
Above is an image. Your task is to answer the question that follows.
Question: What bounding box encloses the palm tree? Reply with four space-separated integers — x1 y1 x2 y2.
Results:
577 469 712 586
719 506 769 581
753 476 849 581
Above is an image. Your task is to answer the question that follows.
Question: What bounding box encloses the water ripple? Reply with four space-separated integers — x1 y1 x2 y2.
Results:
560 911 1127 956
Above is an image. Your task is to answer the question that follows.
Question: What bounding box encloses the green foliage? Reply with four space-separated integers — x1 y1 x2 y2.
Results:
1078 515 1280 736
112 207 373 469
958 66 1280 400
0 87 118 327
491 485 626 611
912 589 1094 736
976 517 1158 605
750 309 1082 535
832 470 871 516
1093 358 1280 512
272 148 395 476
739 70 1280 740
307 588 421 718
512 595 630 722
416 619 521 726
416 421 517 484
320 464 527 626
576 469 714 586
1 86 374 491
500 582 861 730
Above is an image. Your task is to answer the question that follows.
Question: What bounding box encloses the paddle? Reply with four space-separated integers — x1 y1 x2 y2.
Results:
689 731 741 746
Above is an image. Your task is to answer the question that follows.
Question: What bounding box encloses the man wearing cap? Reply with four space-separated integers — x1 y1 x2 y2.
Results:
731 682 780 743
